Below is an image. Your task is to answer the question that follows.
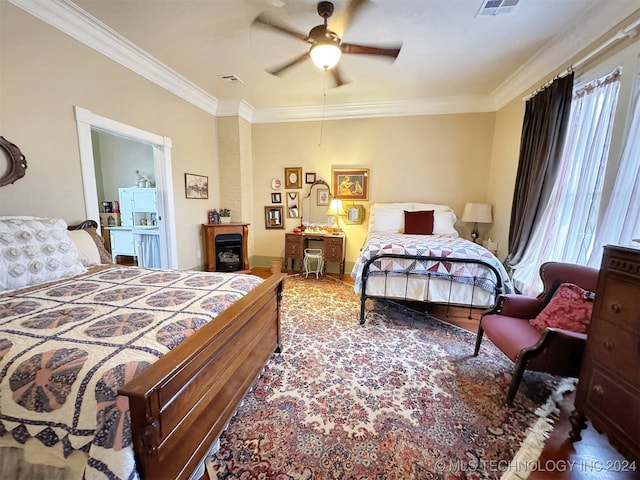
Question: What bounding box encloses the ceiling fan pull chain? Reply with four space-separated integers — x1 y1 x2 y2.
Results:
318 76 328 147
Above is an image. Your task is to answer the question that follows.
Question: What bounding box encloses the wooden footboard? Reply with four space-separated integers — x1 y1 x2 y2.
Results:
119 272 286 480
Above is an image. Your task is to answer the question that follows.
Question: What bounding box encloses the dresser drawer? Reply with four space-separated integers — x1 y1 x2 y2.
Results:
285 234 304 259
324 237 343 262
599 276 640 333
589 320 640 388
583 368 640 455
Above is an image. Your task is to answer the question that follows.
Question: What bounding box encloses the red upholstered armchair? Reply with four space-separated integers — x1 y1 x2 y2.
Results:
474 261 600 405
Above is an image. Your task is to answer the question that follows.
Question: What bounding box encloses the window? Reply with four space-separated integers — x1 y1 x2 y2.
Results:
512 71 621 295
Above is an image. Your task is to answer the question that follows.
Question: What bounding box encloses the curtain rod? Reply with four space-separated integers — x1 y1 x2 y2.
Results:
523 16 640 101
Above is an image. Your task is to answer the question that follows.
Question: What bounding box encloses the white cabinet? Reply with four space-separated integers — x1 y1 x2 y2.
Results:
119 187 157 227
110 228 136 261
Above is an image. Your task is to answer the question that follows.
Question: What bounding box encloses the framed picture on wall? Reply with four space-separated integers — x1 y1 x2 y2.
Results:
287 192 299 218
317 189 330 206
284 167 302 189
271 192 282 203
305 172 316 184
332 168 369 201
185 173 209 199
265 206 284 229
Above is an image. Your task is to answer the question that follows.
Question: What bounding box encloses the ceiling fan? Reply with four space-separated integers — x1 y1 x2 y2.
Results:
253 0 402 87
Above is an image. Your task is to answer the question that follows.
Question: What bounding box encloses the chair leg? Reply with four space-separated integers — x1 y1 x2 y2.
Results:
473 325 484 356
506 357 527 406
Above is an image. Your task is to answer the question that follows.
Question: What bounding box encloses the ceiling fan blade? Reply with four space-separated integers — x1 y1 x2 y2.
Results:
252 14 308 42
267 52 310 76
332 0 371 36
341 42 402 59
331 66 347 88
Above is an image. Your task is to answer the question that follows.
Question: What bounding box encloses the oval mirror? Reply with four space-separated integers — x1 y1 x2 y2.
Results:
300 179 331 227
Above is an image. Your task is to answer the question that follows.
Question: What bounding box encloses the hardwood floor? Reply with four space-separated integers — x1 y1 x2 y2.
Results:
202 267 638 479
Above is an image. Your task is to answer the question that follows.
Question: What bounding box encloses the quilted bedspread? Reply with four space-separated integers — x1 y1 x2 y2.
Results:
0 266 262 479
351 232 514 295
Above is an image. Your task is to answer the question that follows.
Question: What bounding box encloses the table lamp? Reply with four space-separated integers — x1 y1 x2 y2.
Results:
326 199 344 232
461 203 492 243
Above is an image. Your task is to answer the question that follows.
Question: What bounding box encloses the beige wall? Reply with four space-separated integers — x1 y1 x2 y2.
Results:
485 97 525 260
0 4 219 270
251 113 496 269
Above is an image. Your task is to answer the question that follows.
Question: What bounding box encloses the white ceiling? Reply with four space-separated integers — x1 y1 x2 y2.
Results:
20 0 640 118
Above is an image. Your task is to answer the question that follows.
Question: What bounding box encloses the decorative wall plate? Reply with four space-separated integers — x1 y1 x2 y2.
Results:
271 178 282 190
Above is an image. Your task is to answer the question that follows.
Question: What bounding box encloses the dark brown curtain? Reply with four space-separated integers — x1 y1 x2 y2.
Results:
506 72 574 267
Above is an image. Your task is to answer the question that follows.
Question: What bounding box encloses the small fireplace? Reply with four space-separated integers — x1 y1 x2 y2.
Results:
215 233 243 272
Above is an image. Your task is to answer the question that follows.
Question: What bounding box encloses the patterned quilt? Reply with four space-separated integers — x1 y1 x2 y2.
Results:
351 232 514 295
0 266 262 479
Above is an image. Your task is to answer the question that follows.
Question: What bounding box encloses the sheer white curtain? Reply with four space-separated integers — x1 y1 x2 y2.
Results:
512 71 621 295
588 86 640 266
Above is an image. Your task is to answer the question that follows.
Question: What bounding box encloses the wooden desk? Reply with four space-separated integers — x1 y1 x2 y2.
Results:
285 233 346 279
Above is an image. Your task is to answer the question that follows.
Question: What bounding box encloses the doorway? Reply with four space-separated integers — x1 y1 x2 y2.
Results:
74 106 178 269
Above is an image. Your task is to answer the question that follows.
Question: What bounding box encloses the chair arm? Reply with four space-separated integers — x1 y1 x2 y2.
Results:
520 328 587 377
484 294 546 318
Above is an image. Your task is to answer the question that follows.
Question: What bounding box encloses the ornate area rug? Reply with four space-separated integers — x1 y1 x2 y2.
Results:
207 275 565 479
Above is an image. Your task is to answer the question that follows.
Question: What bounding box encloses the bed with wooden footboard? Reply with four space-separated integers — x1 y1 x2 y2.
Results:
0 216 285 479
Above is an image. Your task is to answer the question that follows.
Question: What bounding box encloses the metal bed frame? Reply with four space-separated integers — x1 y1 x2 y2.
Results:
358 253 505 324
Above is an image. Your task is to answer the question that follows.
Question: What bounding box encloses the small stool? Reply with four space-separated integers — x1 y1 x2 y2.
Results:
303 248 324 279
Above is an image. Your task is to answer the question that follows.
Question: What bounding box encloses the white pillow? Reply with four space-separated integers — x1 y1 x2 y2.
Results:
368 203 412 232
68 229 102 267
0 216 87 292
433 211 459 236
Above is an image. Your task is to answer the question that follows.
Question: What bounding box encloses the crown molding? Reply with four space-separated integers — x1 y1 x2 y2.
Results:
251 95 497 123
216 99 255 123
8 0 219 116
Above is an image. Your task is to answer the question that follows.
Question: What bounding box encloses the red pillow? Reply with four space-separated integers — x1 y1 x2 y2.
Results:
529 283 594 334
403 210 434 235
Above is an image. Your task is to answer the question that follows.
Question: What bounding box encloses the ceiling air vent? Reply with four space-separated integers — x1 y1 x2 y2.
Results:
476 0 519 16
218 74 243 84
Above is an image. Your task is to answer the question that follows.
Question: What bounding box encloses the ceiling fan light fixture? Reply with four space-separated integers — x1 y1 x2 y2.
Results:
310 42 342 70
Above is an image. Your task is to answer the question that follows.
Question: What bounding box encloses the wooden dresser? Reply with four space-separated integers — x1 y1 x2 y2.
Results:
285 233 346 279
570 245 640 462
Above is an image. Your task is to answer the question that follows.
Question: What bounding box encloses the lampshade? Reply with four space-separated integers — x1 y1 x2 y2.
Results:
310 42 342 70
461 203 493 224
326 199 343 216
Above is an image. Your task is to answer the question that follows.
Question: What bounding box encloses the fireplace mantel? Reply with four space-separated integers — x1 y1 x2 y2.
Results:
202 223 250 272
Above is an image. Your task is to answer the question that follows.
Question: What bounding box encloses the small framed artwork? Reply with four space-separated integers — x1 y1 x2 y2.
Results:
185 173 209 199
271 192 282 203
287 192 299 218
317 189 330 206
332 167 369 201
306 172 317 184
284 167 302 189
265 206 284 229
343 204 366 225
